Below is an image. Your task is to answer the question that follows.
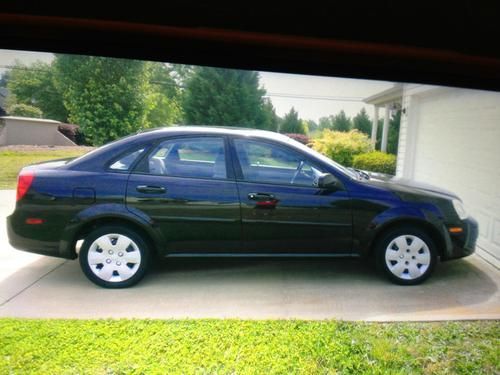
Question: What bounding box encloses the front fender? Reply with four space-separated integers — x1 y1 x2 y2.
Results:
355 204 448 257
58 203 166 258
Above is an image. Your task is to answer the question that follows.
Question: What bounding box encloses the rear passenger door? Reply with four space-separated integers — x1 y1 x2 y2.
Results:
126 136 241 254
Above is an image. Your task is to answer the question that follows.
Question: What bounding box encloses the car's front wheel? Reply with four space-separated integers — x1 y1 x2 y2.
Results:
376 226 437 285
79 226 150 288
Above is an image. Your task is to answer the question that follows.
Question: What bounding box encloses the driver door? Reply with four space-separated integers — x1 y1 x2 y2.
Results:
231 138 352 254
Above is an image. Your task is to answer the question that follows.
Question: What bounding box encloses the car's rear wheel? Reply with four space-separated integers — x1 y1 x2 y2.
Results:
79 226 150 288
375 226 437 285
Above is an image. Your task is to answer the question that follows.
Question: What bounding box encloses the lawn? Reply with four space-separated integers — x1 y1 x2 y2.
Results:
0 319 498 374
0 147 91 189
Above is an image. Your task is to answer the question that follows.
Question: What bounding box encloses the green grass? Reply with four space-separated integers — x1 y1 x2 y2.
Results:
0 319 498 374
0 149 89 189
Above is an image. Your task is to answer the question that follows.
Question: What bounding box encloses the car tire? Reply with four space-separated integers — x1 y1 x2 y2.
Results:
375 226 437 285
79 225 150 288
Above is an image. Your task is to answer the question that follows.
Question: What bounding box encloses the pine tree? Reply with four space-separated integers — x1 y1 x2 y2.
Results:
352 107 372 135
183 67 273 129
280 107 307 134
332 110 351 132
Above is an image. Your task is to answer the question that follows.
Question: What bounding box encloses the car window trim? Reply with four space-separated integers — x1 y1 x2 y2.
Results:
131 134 235 181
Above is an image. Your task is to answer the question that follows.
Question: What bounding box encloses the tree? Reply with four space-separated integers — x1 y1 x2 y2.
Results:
8 103 43 118
352 107 372 136
332 110 351 132
53 55 154 145
280 107 307 134
375 110 400 154
183 67 273 129
387 109 401 155
318 116 333 129
145 62 183 127
305 119 318 131
168 64 194 87
6 60 68 121
261 98 279 132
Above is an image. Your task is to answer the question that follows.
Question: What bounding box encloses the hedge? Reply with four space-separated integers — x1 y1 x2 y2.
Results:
311 129 371 167
353 151 397 175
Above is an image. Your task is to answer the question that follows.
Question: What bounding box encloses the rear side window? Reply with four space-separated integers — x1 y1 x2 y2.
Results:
109 148 145 171
145 137 227 179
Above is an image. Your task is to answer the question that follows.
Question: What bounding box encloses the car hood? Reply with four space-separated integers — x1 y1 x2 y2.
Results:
361 171 459 200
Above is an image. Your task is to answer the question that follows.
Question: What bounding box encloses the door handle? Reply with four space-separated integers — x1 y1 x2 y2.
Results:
248 192 275 201
136 185 166 194
248 192 279 208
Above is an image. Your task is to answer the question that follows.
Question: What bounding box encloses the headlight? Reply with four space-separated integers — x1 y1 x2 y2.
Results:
452 199 468 220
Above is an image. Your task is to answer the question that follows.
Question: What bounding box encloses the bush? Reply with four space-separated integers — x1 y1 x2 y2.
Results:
353 151 397 175
284 133 311 146
58 123 87 145
311 129 371 167
8 104 43 118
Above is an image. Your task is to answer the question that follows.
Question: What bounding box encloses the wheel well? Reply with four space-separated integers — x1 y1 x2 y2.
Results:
368 219 446 258
73 217 158 257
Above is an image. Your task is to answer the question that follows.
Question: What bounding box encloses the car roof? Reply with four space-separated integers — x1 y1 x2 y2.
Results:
136 125 291 142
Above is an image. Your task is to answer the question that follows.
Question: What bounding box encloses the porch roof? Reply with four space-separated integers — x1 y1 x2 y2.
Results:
363 84 403 106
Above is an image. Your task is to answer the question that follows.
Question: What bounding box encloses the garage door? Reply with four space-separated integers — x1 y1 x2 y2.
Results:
410 88 500 266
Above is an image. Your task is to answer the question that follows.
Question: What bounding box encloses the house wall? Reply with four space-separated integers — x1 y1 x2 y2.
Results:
0 121 6 145
397 86 500 267
0 117 75 146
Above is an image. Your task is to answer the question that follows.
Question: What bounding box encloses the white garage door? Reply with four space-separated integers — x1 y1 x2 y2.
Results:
408 88 500 266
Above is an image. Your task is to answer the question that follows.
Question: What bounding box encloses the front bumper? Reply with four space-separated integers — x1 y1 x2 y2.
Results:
441 216 478 261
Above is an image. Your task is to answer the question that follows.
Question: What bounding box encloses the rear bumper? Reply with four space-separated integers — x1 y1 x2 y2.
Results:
7 214 75 259
441 216 478 261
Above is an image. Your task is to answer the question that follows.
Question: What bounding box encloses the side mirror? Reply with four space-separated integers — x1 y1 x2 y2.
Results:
316 173 340 189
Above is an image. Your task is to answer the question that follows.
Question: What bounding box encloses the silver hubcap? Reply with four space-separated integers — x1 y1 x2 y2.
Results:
87 233 141 282
385 235 431 280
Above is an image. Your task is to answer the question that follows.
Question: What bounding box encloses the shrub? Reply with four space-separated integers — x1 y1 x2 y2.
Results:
8 104 43 118
58 123 87 145
353 151 397 175
311 129 371 167
284 133 311 146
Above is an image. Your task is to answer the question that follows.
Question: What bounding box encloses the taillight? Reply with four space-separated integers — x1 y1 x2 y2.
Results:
16 170 35 201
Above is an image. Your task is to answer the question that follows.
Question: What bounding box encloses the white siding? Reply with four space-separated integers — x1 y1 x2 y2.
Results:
399 87 500 266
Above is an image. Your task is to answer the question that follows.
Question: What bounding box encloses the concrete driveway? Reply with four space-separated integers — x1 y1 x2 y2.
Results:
1 190 499 321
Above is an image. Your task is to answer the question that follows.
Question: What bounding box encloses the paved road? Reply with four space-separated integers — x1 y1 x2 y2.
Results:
1 190 499 321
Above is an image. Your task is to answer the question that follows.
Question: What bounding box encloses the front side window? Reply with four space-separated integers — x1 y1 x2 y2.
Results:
146 137 227 179
233 139 324 186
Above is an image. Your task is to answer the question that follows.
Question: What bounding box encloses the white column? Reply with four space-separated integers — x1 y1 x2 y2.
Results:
381 104 390 152
371 106 379 149
402 96 419 179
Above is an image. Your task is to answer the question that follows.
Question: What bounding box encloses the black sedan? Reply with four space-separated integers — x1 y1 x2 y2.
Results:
7 127 478 287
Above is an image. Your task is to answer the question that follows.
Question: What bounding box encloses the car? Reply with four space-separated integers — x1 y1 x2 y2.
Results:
7 126 478 288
